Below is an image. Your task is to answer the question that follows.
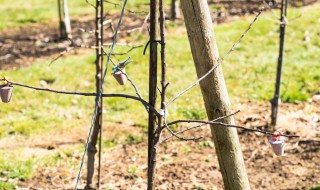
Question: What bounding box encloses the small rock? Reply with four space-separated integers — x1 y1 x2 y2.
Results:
172 150 178 157
39 80 47 87
304 36 310 42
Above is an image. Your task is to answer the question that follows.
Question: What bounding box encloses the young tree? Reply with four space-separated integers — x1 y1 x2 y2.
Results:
86 0 104 188
270 0 288 127
181 0 251 189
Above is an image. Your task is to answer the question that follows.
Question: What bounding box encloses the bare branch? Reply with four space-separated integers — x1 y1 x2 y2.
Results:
85 0 96 9
49 47 75 65
163 118 203 141
103 45 143 55
49 42 142 65
104 0 148 15
164 119 300 138
161 110 240 143
5 80 160 116
110 58 149 111
79 19 113 34
117 12 150 44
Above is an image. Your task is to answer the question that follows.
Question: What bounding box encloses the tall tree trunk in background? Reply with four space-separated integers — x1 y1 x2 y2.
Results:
270 0 288 127
170 0 180 20
181 0 251 189
86 0 104 188
58 0 72 39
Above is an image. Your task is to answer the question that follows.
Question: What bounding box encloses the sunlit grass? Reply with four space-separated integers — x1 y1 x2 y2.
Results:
0 0 94 29
1 3 319 137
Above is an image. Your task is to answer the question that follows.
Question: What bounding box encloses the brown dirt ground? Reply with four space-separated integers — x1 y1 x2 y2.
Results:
14 99 320 190
0 1 319 189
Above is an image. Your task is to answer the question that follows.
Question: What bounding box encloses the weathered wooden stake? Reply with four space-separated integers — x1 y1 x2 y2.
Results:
86 0 104 188
270 0 288 127
181 0 250 189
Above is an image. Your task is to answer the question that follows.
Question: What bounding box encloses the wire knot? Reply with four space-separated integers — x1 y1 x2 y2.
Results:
112 57 132 73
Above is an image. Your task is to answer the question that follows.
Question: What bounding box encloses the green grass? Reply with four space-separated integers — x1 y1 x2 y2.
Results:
0 145 86 189
1 3 319 137
311 186 320 190
0 2 319 184
0 0 160 29
0 0 94 29
0 149 59 188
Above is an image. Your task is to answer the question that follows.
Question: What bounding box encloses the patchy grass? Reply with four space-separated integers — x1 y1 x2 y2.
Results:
215 4 320 102
0 149 59 187
0 0 157 29
1 3 319 137
1 3 319 126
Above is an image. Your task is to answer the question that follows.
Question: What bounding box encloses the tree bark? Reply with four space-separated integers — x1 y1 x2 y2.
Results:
181 0 250 189
171 0 181 21
86 0 104 188
147 0 158 189
270 0 288 127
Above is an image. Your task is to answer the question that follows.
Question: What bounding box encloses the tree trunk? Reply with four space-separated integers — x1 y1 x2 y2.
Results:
58 0 72 39
270 0 288 127
170 0 181 20
147 0 158 189
86 0 104 188
181 0 250 189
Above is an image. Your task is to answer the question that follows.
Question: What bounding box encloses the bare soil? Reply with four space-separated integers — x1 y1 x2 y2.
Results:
14 99 320 189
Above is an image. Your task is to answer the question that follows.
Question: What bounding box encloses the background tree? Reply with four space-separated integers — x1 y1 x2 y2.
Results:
170 0 181 21
58 0 72 39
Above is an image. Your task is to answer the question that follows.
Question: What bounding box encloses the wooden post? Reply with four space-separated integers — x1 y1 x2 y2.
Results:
180 0 250 189
270 0 288 127
86 0 104 188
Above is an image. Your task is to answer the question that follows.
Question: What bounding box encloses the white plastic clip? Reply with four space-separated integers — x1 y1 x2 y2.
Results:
159 109 169 118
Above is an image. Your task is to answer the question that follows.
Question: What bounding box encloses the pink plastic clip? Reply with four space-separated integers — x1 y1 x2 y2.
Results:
273 128 283 140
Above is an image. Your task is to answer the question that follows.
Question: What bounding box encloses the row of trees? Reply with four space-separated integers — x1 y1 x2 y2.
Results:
1 0 294 189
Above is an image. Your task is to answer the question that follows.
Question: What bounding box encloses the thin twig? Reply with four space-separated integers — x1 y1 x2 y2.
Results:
263 0 279 19
163 119 203 141
164 119 299 139
6 80 160 116
49 47 74 65
85 0 96 9
161 110 240 143
50 43 142 65
104 0 148 15
79 19 113 34
166 7 265 107
103 45 143 56
110 58 149 111
113 12 150 44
